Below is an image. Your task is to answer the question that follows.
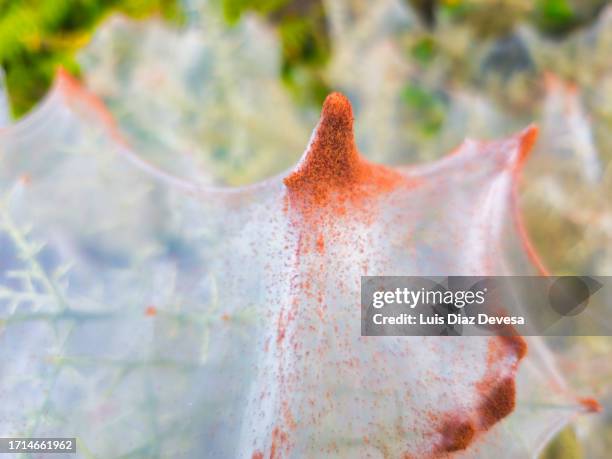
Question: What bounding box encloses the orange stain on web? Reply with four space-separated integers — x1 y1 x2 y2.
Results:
436 418 476 453
509 124 551 277
477 336 527 419
514 124 538 170
500 334 528 361
19 174 32 186
315 233 325 254
431 335 528 454
478 377 517 430
55 67 126 145
269 427 289 459
579 397 602 413
283 92 407 218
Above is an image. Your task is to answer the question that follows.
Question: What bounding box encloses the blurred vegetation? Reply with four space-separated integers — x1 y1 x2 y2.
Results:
430 0 608 36
401 82 446 137
1 0 610 118
218 0 610 134
220 0 330 106
541 426 583 459
0 0 183 117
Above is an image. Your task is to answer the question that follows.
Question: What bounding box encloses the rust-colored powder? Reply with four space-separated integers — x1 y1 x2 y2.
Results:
282 92 408 266
144 305 157 317
437 419 476 453
315 233 325 254
251 452 263 459
515 125 539 168
283 92 404 213
19 174 32 186
270 427 288 459
284 93 359 195
579 397 602 413
283 401 297 430
500 334 528 361
478 378 516 429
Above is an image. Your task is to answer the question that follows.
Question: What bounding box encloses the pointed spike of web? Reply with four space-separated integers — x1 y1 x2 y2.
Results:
283 92 360 191
282 92 404 210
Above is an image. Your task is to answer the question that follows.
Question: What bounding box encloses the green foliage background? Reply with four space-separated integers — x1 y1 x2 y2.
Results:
0 0 183 117
3 0 607 118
